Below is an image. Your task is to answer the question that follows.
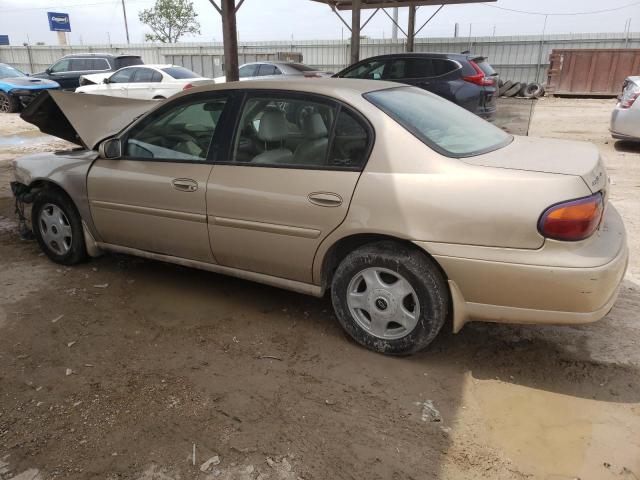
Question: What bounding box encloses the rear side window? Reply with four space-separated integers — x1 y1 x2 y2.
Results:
387 58 458 79
329 109 370 169
151 71 163 83
115 57 143 69
162 67 199 79
365 86 511 157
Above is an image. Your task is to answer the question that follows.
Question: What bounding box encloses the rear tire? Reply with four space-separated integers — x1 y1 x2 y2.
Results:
331 241 449 355
0 91 21 113
32 188 87 265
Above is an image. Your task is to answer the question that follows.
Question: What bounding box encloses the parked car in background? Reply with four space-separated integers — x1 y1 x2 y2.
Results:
13 79 626 355
334 53 499 119
610 76 640 141
0 63 59 113
31 53 143 90
76 65 211 100
214 61 332 83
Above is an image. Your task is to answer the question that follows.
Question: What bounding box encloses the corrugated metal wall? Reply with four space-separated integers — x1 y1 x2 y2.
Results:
1 32 638 84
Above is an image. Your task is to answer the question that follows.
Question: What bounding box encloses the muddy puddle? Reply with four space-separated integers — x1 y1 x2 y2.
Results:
465 378 640 479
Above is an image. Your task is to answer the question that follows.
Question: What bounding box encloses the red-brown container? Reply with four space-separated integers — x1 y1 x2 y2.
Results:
547 48 640 96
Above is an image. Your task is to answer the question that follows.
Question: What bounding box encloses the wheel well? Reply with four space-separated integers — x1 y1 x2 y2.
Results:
321 233 449 290
28 180 76 209
153 96 166 100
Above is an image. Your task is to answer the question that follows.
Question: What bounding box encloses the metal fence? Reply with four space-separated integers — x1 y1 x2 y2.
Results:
1 32 638 84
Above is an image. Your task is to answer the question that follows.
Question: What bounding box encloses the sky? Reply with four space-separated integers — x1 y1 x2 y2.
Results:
0 0 638 46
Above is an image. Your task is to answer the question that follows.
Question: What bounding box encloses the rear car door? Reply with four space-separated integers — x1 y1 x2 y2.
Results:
256 63 282 79
87 92 232 262
238 64 259 81
206 90 372 283
385 57 460 103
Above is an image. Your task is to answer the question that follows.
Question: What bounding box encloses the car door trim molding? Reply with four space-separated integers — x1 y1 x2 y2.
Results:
95 242 324 297
209 215 321 239
91 200 207 223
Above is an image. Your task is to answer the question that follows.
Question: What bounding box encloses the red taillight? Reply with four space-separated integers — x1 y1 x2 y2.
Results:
538 193 604 241
182 83 194 91
463 61 495 86
620 92 639 109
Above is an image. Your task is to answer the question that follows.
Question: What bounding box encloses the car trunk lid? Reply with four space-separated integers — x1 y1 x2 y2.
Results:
462 135 608 193
20 90 157 150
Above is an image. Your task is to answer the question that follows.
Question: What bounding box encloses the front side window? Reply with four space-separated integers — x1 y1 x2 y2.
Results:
365 86 511 157
70 58 92 71
109 68 135 83
124 96 228 161
231 94 370 169
132 68 155 83
50 59 71 73
239 64 258 78
342 59 387 80
257 64 279 76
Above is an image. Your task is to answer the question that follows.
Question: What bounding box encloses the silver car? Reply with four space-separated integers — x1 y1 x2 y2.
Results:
611 76 640 141
214 61 332 83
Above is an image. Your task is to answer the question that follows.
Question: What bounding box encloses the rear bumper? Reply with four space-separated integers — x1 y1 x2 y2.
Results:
416 204 628 332
610 106 640 140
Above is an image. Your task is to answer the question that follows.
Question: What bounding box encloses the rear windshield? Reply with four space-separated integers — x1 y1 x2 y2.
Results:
287 63 317 72
162 67 199 79
0 64 26 78
474 59 496 76
115 56 143 69
365 86 511 157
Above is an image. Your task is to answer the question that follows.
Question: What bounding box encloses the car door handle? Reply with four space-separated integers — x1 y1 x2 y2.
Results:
308 192 342 207
172 178 198 192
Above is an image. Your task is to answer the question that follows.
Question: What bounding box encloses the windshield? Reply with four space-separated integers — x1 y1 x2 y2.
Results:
364 87 511 157
0 64 26 79
162 67 199 79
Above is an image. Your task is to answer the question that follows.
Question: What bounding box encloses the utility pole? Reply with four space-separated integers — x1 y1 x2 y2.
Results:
121 0 131 44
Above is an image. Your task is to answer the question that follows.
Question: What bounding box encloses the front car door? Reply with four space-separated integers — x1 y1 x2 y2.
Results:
207 90 372 283
87 92 232 262
46 58 76 89
238 64 259 81
103 67 137 97
126 67 159 100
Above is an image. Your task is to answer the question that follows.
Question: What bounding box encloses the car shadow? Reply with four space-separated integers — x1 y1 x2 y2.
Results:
614 140 640 153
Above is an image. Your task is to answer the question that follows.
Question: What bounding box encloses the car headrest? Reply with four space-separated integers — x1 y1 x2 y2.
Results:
258 109 288 142
303 113 328 140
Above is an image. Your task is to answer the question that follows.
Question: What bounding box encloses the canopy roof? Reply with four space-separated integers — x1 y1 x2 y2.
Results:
311 0 494 10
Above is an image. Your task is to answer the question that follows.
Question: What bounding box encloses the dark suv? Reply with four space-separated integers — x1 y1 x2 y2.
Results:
32 53 143 90
335 53 498 119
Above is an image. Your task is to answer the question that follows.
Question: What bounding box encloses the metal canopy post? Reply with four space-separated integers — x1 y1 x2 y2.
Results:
406 5 416 52
351 0 362 64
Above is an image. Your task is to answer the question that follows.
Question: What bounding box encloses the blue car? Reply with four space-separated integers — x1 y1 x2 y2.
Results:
0 63 60 113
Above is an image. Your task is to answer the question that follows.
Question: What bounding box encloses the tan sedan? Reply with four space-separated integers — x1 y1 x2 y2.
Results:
11 79 628 355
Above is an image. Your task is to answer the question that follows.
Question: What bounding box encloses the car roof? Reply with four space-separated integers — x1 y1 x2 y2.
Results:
354 53 472 61
183 77 401 102
242 61 316 67
118 64 173 69
61 53 141 59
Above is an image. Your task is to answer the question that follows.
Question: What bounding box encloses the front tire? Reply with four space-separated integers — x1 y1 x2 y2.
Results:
331 241 449 355
0 92 21 113
32 189 87 265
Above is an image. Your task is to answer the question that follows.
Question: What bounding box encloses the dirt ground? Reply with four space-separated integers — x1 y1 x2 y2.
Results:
0 97 639 480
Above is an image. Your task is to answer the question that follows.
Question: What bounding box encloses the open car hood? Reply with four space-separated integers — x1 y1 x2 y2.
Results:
20 90 158 150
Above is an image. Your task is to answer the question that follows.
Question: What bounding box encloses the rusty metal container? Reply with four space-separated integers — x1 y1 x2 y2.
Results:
546 48 640 97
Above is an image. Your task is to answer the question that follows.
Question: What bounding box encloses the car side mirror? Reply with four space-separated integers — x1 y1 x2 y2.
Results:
103 78 110 84
45 68 52 75
99 138 122 159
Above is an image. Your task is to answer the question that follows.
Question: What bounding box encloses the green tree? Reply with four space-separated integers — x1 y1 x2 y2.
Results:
138 0 201 43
